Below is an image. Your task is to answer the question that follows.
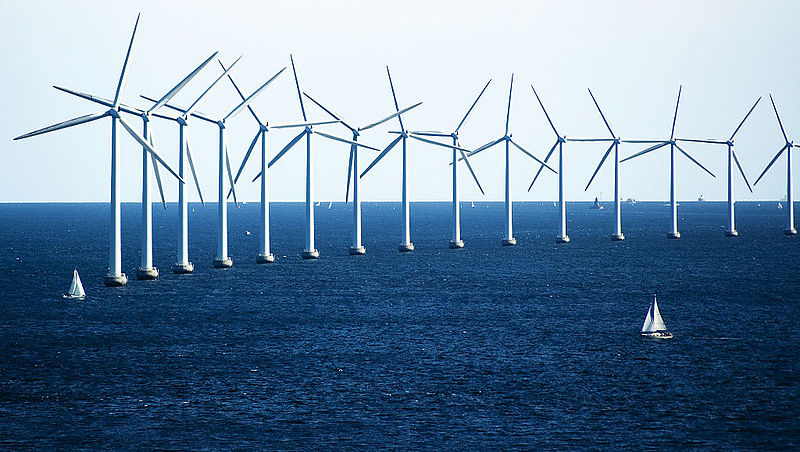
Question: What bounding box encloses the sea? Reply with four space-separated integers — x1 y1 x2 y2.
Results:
1 201 798 449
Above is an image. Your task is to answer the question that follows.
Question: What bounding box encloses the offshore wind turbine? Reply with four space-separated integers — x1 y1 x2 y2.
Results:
620 86 716 239
302 91 422 255
140 56 243 273
221 61 342 263
401 79 491 248
677 97 760 237
265 55 381 259
754 94 798 235
14 14 184 287
464 74 557 246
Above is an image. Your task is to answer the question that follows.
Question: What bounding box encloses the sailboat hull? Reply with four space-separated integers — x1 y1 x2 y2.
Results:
641 331 673 339
61 294 85 301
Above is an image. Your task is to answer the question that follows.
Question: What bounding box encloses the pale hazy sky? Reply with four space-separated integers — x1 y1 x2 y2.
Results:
2 0 799 202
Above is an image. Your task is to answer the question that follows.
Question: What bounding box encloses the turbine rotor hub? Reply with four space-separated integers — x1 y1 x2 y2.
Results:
177 117 188 127
108 109 120 119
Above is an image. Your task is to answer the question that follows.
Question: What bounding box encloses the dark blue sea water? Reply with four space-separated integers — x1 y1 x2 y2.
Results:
1 201 798 449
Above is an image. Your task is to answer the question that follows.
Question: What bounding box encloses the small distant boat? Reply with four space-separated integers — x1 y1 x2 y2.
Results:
328 201 332 209
778 202 783 209
553 201 557 207
626 198 637 205
62 269 85 300
471 201 475 208
315 201 321 207
697 194 705 202
591 197 604 210
641 294 673 339
245 230 251 236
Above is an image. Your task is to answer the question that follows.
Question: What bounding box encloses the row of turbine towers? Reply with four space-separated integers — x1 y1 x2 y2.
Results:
13 14 798 287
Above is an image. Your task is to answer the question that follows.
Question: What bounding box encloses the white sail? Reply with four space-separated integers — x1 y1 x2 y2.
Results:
641 304 654 332
68 269 85 298
642 295 667 333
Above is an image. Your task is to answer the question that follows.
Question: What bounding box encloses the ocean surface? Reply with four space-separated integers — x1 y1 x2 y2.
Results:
1 201 798 449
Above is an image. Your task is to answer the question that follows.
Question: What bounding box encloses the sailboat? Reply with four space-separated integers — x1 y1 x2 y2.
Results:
62 269 86 300
471 201 475 208
328 201 332 209
591 196 603 210
641 294 672 339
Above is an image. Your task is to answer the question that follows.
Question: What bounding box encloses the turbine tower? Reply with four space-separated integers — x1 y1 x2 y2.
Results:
464 74 556 246
754 94 798 235
677 97 760 236
620 86 716 239
14 14 184 287
302 92 422 255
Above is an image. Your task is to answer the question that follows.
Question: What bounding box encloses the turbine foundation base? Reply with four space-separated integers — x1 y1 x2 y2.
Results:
213 257 233 268
501 237 517 246
556 235 570 244
785 228 797 236
449 240 464 249
136 267 159 280
301 249 320 260
725 230 739 237
667 231 681 239
172 262 194 274
349 246 366 255
398 243 415 252
103 273 128 287
256 253 275 264
611 233 625 241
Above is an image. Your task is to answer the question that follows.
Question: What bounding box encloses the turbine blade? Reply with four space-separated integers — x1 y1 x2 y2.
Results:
409 131 451 138
584 142 615 191
460 137 503 162
314 131 381 151
14 112 108 140
458 147 485 195
225 67 286 122
505 74 514 135
150 51 219 114
251 171 262 183
113 13 140 107
302 92 355 132
731 149 752 193
531 85 560 138
290 54 307 121
386 66 404 131
359 102 423 131
566 138 615 142
670 85 682 140
454 78 492 133
147 129 167 209
184 131 205 205
270 120 341 129
219 59 263 127
675 143 715 178
769 94 789 143
588 88 615 138
235 129 262 185
268 129 307 168
345 145 355 203
185 55 242 117
675 138 727 145
509 138 557 174
729 96 762 141
620 142 669 163
225 146 238 207
361 134 402 178
53 86 114 109
118 115 184 183
621 139 669 144
527 140 559 191
754 144 788 186
408 134 472 153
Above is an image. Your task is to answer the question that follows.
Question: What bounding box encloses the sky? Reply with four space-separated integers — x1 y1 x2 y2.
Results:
1 0 799 202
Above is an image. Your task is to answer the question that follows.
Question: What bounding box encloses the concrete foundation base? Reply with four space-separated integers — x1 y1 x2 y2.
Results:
172 262 194 274
667 231 681 239
501 237 517 246
136 267 159 280
213 257 233 268
398 243 415 252
256 253 275 264
611 233 625 241
301 249 320 260
103 273 128 287
785 228 797 236
725 230 739 237
449 240 464 249
556 235 570 244
349 246 366 255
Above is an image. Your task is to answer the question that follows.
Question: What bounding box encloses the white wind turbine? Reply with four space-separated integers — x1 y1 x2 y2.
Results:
140 56 243 273
463 74 557 246
221 61 343 263
620 86 716 239
301 91 422 255
399 79 491 248
265 54 382 259
676 97 760 237
58 52 220 278
754 94 798 235
14 14 184 287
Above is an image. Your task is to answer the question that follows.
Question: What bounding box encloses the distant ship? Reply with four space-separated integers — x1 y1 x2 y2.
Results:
625 198 637 205
315 201 321 207
328 201 332 209
641 294 673 339
471 201 475 208
591 197 604 210
62 269 85 300
778 202 783 209
697 194 705 202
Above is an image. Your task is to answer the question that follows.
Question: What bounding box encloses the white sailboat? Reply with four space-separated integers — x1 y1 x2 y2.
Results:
641 294 673 339
62 269 86 300
328 201 332 209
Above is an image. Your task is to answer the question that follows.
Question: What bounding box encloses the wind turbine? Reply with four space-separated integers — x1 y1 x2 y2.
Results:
463 74 557 246
301 91 422 255
620 86 716 239
266 54 381 259
137 56 242 273
677 97 760 237
527 85 572 243
754 94 798 235
399 79 491 248
220 61 343 263
14 14 184 287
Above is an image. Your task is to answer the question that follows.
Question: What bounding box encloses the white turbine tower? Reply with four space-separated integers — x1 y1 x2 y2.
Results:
677 97 760 236
527 85 572 243
14 14 184 287
221 62 343 263
620 86 716 239
301 92 422 255
464 74 557 246
754 94 798 235
140 56 243 273
266 55 381 259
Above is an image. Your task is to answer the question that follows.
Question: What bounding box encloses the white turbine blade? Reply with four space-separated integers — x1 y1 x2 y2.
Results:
729 96 762 141
455 78 492 134
14 112 108 140
314 131 381 151
461 137 503 161
588 88 615 138
224 67 287 122
147 129 167 209
409 131 451 138
674 143 715 178
620 142 669 163
531 85 560 138
754 144 788 186
504 74 513 135
769 94 789 143
408 134 472 153
185 55 242 117
218 59 263 127
53 86 114 108
302 92 354 132
361 134 402 178
268 129 307 168
225 146 238 206
527 140 559 191
458 148 485 195
509 138 557 174
360 102 423 132
118 116 184 183
621 139 668 144
150 51 219 114
113 13 140 107
386 66 404 131
270 120 341 129
676 138 727 145
670 85 682 140
184 131 205 205
234 129 261 184
584 142 616 191
290 54 308 121
345 145 355 203
731 149 753 193
566 138 615 142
